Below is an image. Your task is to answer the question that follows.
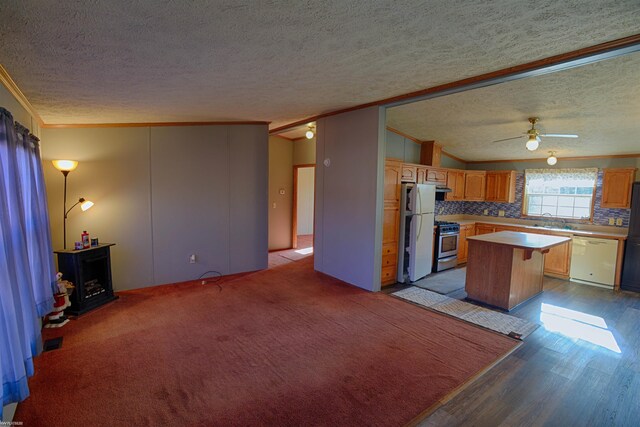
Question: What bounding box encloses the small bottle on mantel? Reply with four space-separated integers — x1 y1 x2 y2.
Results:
81 230 90 249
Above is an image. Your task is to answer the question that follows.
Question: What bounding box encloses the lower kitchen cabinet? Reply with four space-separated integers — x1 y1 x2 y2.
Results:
457 224 475 264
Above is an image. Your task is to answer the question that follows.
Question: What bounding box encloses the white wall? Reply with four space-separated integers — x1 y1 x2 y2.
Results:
296 167 315 235
41 124 268 290
314 106 385 291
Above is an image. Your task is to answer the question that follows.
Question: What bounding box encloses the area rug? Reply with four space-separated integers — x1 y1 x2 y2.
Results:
412 267 466 295
393 286 539 339
16 258 518 426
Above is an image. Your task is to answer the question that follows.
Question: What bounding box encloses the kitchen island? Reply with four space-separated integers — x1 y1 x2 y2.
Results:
465 231 571 311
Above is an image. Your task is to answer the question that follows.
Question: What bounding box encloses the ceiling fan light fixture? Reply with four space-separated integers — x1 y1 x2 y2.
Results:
547 151 558 166
525 135 539 151
305 124 315 140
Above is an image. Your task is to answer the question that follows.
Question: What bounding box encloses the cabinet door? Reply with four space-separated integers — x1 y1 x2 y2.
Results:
601 169 636 208
464 172 486 201
417 167 427 185
485 172 498 201
383 208 399 244
401 164 417 183
384 163 401 206
446 171 465 201
475 224 495 235
457 225 475 264
544 240 571 277
426 168 447 184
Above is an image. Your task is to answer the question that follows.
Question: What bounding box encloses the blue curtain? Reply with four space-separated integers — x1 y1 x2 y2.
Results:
0 107 56 417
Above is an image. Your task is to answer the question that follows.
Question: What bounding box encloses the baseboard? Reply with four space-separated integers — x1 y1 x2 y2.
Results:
569 278 614 290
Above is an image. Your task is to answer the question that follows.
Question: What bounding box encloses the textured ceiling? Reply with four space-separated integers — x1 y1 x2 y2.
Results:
0 1 639 128
386 52 640 161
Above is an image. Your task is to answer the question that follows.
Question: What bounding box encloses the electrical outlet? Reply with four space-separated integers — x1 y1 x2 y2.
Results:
616 218 623 226
189 254 196 264
498 210 505 217
608 218 615 226
483 209 489 215
272 202 276 209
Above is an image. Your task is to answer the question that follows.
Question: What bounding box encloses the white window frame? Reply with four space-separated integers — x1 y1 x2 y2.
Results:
522 168 598 222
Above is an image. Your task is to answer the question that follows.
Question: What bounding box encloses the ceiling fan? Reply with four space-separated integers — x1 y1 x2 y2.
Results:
492 117 578 151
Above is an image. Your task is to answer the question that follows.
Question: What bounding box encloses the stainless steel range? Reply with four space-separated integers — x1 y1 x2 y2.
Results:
433 221 460 272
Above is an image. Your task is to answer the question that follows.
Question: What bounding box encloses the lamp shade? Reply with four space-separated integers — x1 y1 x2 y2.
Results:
306 129 314 139
80 200 94 211
52 160 78 172
547 152 558 166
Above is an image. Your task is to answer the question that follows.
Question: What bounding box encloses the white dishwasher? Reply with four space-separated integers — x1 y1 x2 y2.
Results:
570 236 618 288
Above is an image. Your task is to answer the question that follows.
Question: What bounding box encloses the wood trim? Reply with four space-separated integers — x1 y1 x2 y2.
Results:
272 134 295 141
270 34 640 134
291 165 316 249
0 64 44 126
615 240 625 289
386 126 423 144
442 150 467 164
467 153 640 164
43 121 270 128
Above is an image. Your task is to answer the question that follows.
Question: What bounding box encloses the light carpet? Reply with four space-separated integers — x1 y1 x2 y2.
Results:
393 286 539 339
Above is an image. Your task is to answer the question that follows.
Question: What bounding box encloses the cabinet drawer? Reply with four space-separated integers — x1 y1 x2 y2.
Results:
382 254 397 268
381 266 397 284
382 242 397 256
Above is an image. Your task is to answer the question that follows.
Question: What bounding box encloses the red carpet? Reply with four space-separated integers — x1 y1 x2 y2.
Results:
16 258 517 426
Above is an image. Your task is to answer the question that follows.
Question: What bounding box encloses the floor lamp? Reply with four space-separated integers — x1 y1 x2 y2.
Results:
52 160 94 249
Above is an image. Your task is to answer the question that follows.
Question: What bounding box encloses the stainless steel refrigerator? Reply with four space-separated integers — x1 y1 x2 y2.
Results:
397 183 436 283
621 182 640 292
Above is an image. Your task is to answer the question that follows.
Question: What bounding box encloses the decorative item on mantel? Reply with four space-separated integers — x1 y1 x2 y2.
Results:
51 160 94 249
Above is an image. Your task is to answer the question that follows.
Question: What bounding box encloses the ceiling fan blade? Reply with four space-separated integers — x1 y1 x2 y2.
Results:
492 136 524 143
540 134 579 138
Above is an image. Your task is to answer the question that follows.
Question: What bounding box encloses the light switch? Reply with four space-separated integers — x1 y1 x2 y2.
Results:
608 218 615 225
483 209 489 215
498 210 505 217
272 202 276 209
616 218 623 226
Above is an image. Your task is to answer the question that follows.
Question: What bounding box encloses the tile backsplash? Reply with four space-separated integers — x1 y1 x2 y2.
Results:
435 171 630 227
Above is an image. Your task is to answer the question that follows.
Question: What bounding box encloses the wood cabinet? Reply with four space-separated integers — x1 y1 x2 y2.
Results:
426 167 447 184
485 171 516 203
464 171 486 201
382 161 402 286
416 167 427 184
420 141 442 167
384 162 402 206
601 168 636 208
401 164 417 183
542 237 571 277
457 224 475 264
446 170 465 201
475 224 496 235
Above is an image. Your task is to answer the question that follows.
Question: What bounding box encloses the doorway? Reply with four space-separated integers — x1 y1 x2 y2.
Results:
292 164 315 250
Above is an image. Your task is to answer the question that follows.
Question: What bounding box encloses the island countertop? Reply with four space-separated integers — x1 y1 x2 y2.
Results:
467 231 571 250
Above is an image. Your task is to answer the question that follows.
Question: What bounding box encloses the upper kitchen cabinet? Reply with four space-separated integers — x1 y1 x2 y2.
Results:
464 171 486 201
446 170 465 201
601 168 636 208
384 160 402 205
426 167 447 185
485 171 516 203
401 164 417 183
420 141 442 167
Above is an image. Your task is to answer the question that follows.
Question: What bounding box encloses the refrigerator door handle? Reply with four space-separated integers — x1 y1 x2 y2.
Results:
416 187 423 239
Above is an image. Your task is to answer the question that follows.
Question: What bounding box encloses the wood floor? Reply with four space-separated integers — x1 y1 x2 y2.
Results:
417 277 640 426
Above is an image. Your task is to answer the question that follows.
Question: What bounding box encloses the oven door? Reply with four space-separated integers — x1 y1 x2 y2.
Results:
438 233 459 258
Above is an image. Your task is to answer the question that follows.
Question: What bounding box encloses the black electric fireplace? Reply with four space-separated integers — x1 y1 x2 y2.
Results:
55 243 118 315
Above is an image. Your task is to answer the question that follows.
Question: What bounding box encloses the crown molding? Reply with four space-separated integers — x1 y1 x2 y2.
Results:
42 121 270 129
0 64 44 126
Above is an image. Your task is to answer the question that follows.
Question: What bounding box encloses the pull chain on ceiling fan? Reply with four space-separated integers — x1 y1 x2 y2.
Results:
492 117 578 151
